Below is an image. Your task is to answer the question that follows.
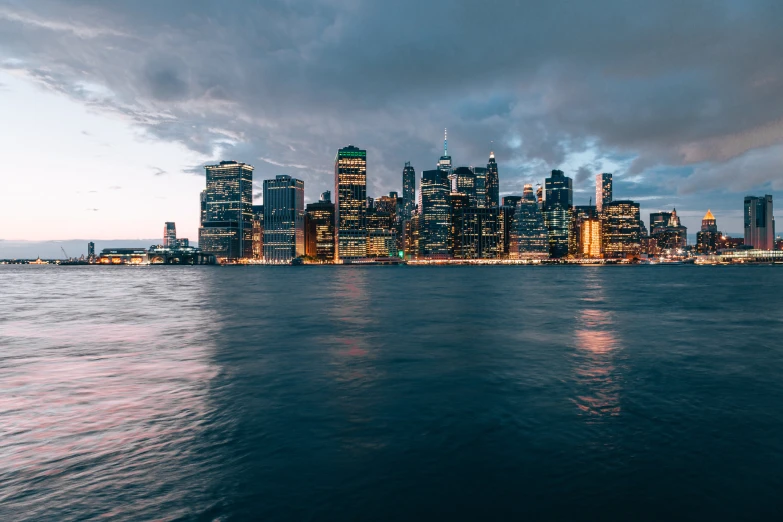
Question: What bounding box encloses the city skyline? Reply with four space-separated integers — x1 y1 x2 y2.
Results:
2 1 783 244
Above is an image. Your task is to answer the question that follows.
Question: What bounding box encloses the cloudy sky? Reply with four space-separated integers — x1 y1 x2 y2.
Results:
1 0 782 242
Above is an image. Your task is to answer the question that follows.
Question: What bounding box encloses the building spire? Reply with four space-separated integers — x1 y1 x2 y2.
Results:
444 128 448 156
489 140 495 159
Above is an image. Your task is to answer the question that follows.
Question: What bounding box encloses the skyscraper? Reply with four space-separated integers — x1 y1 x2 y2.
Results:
452 166 477 205
472 167 488 208
251 205 264 260
87 241 95 262
543 170 573 258
402 162 416 221
452 207 500 259
744 195 774 250
263 175 305 263
580 218 603 259
485 151 500 209
696 210 720 254
510 188 549 260
437 129 452 174
595 173 612 212
500 196 523 257
198 161 254 259
569 206 598 257
419 169 451 257
650 208 687 251
163 222 177 247
603 200 641 258
304 192 335 261
335 146 367 259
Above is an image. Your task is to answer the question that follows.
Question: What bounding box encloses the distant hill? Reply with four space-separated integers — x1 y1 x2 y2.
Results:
0 239 178 260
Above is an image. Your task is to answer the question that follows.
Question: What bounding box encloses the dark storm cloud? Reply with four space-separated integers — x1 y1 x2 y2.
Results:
1 0 783 227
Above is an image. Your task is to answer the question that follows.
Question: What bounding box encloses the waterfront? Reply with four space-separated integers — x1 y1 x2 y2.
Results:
1 265 782 521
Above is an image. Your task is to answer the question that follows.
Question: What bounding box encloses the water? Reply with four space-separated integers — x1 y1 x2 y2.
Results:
1 265 782 521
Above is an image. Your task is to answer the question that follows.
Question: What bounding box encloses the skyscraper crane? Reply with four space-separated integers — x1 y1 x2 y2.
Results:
61 247 69 260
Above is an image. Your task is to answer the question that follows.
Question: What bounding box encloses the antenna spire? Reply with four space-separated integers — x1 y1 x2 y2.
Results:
444 128 448 156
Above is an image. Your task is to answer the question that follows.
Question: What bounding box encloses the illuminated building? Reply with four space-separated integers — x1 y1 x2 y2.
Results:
543 170 573 258
695 209 720 254
87 242 95 262
510 189 549 259
375 194 398 224
595 173 612 212
744 195 774 250
485 150 500 209
163 222 177 247
437 128 452 175
650 208 687 251
500 196 523 257
452 207 500 259
419 169 451 257
263 175 305 263
367 208 393 232
305 192 335 261
603 200 641 258
403 214 421 258
472 167 488 208
536 185 543 208
367 230 396 257
449 192 470 256
580 218 603 258
569 206 598 257
251 205 264 260
335 146 367 259
452 166 477 205
198 161 254 259
402 162 416 221
200 190 207 225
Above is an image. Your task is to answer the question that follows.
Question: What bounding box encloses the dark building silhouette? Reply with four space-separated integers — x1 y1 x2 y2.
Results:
511 186 549 259
402 162 416 221
263 175 305 263
485 151 500 209
543 170 573 258
744 195 774 250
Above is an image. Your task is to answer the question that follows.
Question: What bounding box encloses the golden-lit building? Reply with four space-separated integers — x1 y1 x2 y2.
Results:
251 205 263 260
367 230 396 257
603 200 641 258
335 146 367 259
580 218 602 258
305 192 335 261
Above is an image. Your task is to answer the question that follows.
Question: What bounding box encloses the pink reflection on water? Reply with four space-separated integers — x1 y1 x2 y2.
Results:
573 308 622 418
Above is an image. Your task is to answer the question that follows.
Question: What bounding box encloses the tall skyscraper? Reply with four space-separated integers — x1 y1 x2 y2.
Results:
263 175 305 263
251 205 264 260
163 222 177 247
472 167 488 208
569 206 598 257
500 196 523 257
603 200 641 258
449 192 470 257
595 173 612 212
402 162 416 221
510 188 549 260
452 207 500 259
543 170 573 258
335 146 368 259
87 241 95 262
304 192 335 261
485 151 500 209
452 166 477 205
419 169 451 257
744 195 774 250
437 129 452 174
198 161 254 259
696 209 720 254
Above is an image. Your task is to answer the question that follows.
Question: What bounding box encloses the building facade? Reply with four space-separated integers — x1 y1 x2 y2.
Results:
603 200 641 258
335 146 367 259
163 222 177 247
744 195 774 250
485 151 500 209
251 205 264 260
419 169 451 257
510 191 549 260
198 161 254 260
263 175 305 263
543 170 573 258
595 173 612 212
305 192 335 261
402 162 416 221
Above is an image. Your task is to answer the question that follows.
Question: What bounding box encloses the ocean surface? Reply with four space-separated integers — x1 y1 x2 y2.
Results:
1 265 782 521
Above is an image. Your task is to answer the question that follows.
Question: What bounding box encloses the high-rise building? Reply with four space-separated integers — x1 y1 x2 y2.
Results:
603 200 641 258
305 193 336 262
367 230 396 257
251 205 264 260
580 218 603 259
375 194 398 223
335 146 368 259
500 196 523 257
452 167 477 205
650 208 687 251
569 206 598 257
163 222 177 247
696 209 720 254
543 170 573 258
263 175 305 263
452 207 500 259
485 151 500 209
419 169 451 257
199 190 207 225
87 241 95 262
472 167 488 208
437 129 452 175
198 161 254 259
595 173 612 212
449 192 470 257
510 190 549 260
402 162 416 221
744 195 774 250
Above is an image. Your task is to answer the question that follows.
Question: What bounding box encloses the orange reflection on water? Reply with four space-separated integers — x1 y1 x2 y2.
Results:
573 308 622 418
